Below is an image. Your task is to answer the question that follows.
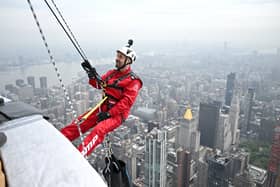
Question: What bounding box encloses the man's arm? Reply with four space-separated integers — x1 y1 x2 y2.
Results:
88 69 115 89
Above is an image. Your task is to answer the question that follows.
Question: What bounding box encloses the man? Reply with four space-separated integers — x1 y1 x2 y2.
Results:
61 40 142 156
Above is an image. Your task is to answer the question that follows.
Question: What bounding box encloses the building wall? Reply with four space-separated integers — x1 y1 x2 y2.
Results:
198 102 221 148
144 129 167 187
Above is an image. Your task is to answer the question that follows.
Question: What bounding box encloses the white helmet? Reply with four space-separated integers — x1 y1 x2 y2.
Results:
116 40 136 64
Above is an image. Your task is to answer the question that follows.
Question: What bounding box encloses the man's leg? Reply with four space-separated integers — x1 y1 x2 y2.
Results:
61 109 99 141
78 115 122 157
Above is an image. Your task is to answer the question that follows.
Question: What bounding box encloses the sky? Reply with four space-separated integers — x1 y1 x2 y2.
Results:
1 0 280 58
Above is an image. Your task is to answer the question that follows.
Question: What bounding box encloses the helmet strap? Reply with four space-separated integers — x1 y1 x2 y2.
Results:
117 57 129 71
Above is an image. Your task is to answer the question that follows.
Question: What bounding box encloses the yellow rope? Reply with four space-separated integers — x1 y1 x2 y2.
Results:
82 96 108 120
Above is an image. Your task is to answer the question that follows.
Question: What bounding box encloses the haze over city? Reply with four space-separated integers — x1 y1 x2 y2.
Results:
1 0 280 59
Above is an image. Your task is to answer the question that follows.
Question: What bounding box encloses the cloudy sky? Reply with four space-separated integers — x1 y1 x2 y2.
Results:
1 0 280 57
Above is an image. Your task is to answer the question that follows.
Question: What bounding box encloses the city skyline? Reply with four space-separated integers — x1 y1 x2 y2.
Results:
1 48 279 186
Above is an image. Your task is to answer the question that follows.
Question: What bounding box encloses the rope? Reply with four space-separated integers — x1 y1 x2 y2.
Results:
104 135 113 158
27 0 85 150
49 0 88 60
43 0 87 61
82 96 108 120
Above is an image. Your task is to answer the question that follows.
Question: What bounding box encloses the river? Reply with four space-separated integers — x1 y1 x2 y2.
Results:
0 60 112 92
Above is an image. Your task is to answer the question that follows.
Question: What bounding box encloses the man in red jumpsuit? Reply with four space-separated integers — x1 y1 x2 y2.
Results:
61 40 142 156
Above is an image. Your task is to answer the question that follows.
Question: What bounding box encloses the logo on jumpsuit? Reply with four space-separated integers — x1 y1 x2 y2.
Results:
82 135 98 156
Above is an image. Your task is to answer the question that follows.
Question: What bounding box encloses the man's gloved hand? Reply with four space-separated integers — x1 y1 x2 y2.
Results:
81 60 98 79
87 68 98 79
97 112 111 122
81 60 93 72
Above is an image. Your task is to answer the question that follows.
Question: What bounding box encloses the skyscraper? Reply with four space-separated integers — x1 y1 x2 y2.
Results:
243 88 255 132
27 76 35 89
176 148 191 187
267 125 280 187
225 73 236 106
148 121 159 133
207 155 233 187
144 128 167 187
216 108 232 152
177 108 200 155
39 76 48 89
198 101 221 148
229 93 240 145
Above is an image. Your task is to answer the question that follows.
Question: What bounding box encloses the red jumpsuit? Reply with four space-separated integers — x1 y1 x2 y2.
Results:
61 67 142 156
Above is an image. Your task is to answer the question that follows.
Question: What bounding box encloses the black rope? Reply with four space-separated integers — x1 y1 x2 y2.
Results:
49 0 88 60
43 0 87 61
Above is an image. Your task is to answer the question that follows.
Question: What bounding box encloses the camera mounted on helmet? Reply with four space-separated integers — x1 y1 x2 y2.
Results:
116 39 136 65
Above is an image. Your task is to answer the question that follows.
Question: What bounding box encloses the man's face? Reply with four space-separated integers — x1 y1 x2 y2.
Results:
115 52 127 69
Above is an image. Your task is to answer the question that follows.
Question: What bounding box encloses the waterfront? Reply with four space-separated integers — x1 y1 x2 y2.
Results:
0 60 112 92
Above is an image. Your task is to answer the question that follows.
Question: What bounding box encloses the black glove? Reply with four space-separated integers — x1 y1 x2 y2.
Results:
87 68 98 79
81 60 98 79
97 112 111 122
81 60 93 72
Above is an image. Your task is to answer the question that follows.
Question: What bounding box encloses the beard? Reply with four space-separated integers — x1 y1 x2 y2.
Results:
115 59 121 68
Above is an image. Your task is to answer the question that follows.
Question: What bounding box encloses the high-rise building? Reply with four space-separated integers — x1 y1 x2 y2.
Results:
207 155 233 187
144 128 167 187
167 151 177 187
231 151 250 178
198 159 209 187
197 146 216 187
225 73 236 106
130 143 144 182
243 88 255 132
229 93 240 145
267 125 280 187
39 76 48 89
198 101 221 148
176 148 191 187
27 76 35 89
148 121 159 133
216 108 232 152
15 79 25 87
177 108 200 150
